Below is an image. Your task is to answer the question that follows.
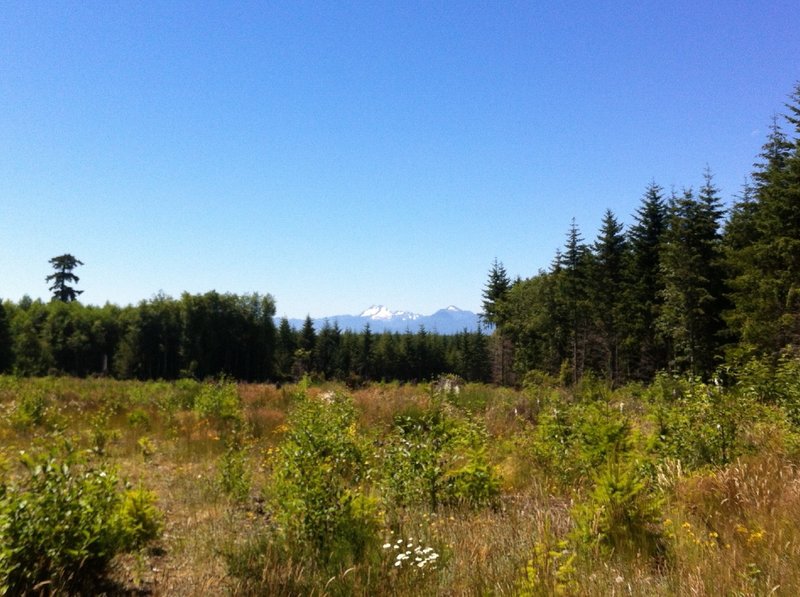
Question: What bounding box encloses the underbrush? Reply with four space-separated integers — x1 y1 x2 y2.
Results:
1 363 800 594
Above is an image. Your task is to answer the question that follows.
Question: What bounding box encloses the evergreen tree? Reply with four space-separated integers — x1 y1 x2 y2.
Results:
727 84 800 354
314 320 342 379
590 209 628 382
275 317 298 379
0 301 13 372
300 315 316 351
724 179 759 252
46 254 84 303
558 219 592 383
481 258 511 327
658 176 725 376
626 182 669 378
357 323 375 380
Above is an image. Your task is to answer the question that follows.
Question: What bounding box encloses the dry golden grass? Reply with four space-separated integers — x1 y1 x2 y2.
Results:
3 376 800 595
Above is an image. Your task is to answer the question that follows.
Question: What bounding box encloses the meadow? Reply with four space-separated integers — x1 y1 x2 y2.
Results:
2 363 800 595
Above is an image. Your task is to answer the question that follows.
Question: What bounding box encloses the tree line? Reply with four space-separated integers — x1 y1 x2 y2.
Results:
0 292 491 384
3 82 798 386
483 82 800 385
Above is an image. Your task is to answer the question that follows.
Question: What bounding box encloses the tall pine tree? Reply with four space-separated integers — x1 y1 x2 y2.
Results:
727 84 800 355
590 210 628 382
658 173 725 376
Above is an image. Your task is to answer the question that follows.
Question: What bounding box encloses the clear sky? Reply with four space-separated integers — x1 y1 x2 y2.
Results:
1 1 799 318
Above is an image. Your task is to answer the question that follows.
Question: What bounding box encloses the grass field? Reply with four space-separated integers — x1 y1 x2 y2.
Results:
2 371 800 595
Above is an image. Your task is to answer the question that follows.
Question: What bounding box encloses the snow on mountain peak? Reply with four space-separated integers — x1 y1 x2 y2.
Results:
445 305 462 312
360 305 394 320
359 305 421 321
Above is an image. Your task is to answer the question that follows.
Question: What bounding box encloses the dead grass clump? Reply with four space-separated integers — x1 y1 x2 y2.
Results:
664 452 800 594
353 383 431 429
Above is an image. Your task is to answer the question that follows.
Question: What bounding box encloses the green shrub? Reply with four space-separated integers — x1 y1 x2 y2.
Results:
271 389 378 568
518 527 577 596
218 438 251 502
127 407 150 429
381 404 500 510
572 457 664 561
117 487 163 549
194 378 242 423
649 373 757 468
529 399 632 488
89 408 118 455
0 448 162 594
10 385 48 428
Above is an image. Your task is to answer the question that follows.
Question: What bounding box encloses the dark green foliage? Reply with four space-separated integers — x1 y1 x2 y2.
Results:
46 254 84 303
590 210 628 382
179 291 276 381
0 294 490 385
117 291 277 380
626 183 669 380
727 85 800 355
657 173 726 376
275 316 298 380
480 82 800 385
482 258 511 327
0 302 12 374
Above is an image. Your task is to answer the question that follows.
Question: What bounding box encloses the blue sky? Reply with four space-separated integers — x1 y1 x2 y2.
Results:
1 1 799 318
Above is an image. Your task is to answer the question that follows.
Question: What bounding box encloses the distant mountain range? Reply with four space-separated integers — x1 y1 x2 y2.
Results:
278 305 484 334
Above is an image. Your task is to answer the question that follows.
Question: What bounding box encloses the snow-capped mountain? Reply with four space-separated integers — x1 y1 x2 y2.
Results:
359 305 421 322
279 305 483 334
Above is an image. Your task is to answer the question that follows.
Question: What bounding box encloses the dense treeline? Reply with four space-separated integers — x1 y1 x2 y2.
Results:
0 292 491 383
0 292 277 381
486 83 800 384
274 317 491 383
3 83 798 386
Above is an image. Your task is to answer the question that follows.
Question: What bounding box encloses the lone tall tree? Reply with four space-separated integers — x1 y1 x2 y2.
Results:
481 258 511 327
47 254 84 302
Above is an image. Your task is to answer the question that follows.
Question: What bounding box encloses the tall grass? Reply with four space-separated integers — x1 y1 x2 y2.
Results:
2 371 800 594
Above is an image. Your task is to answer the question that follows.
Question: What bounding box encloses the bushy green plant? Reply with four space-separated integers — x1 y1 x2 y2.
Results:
218 438 251 502
381 404 500 509
127 407 150 429
10 385 48 428
89 408 118 455
164 377 202 412
572 457 664 561
529 398 632 488
117 487 163 549
194 378 242 423
737 353 800 427
0 448 162 594
381 405 454 510
649 373 757 468
518 527 577 596
271 389 378 568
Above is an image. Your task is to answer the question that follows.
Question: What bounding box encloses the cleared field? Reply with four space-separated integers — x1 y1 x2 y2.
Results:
2 372 800 595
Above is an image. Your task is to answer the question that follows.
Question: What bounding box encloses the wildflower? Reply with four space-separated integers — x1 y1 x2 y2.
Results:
383 543 392 549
